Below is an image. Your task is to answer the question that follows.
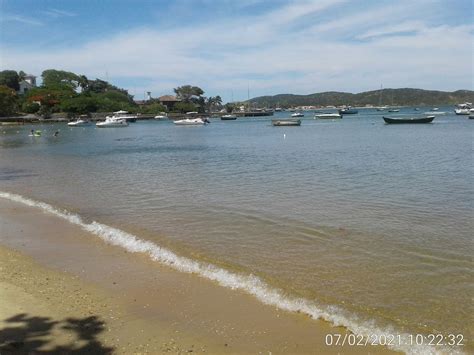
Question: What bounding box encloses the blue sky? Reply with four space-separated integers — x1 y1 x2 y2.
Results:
1 0 472 102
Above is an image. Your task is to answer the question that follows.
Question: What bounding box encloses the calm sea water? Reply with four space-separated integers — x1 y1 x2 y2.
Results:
1 107 472 352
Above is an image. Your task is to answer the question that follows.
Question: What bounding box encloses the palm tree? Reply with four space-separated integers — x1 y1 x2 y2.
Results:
214 95 222 107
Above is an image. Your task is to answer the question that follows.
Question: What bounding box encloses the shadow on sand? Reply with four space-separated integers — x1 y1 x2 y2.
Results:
0 313 114 354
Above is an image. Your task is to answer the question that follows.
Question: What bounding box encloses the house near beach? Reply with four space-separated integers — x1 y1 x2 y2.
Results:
158 95 181 110
18 74 37 95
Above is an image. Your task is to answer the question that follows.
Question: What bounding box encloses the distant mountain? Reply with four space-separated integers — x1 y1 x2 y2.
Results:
248 89 474 107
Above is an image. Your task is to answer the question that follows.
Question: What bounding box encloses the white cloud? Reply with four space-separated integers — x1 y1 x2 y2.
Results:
41 8 77 18
1 14 43 26
1 0 472 100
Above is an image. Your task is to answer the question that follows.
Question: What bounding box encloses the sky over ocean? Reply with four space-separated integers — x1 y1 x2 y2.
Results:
1 0 472 101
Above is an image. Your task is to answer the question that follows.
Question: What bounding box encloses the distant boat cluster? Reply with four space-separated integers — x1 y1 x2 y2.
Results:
63 102 474 130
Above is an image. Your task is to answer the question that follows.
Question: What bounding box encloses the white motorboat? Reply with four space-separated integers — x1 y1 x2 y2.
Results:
68 118 91 126
454 108 470 115
154 115 168 119
96 116 129 127
376 106 389 111
174 118 209 125
314 113 342 119
221 114 237 120
291 112 304 117
106 110 138 122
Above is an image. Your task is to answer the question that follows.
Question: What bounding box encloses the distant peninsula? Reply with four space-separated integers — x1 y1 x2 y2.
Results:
248 88 474 108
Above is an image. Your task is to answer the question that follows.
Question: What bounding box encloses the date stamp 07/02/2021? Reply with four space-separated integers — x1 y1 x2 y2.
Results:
325 333 465 348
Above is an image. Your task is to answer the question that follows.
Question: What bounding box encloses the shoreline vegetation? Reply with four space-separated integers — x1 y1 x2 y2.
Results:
1 69 473 121
0 196 396 354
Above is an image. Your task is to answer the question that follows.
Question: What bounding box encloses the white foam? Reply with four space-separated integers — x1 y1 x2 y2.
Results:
0 191 463 355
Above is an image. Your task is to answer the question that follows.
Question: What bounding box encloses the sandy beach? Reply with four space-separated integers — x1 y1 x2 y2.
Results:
0 197 397 354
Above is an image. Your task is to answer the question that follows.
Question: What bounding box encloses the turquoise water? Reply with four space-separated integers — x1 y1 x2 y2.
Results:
1 107 472 353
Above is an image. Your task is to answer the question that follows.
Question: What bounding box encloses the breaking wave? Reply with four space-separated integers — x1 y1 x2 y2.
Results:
0 191 460 355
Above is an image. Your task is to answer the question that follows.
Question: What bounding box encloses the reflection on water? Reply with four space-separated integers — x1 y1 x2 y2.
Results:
1 108 472 350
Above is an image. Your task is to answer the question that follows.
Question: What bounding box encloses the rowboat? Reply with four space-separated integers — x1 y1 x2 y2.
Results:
383 116 435 124
271 119 301 126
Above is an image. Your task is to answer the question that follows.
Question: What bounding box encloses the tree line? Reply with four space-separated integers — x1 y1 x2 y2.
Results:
0 69 225 117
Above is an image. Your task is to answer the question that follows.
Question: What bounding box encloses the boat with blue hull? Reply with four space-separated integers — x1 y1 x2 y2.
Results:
339 107 358 114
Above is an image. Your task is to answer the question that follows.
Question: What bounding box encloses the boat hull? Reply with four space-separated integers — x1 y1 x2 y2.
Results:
339 109 358 114
221 115 237 120
174 118 206 125
383 116 435 124
96 119 129 127
314 114 342 119
271 119 301 126
68 122 91 127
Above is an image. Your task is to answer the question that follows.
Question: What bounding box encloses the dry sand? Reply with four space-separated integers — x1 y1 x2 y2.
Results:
0 197 397 354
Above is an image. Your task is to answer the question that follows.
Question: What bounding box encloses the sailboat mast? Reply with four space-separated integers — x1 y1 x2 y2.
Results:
378 84 383 107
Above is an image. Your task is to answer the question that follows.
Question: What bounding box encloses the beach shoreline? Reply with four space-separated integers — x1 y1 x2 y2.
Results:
0 195 397 354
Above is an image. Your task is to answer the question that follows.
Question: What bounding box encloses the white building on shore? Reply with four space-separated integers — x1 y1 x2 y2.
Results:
18 74 37 94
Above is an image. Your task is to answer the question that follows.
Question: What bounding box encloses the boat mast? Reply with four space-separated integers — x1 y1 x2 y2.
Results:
247 83 250 112
378 84 383 107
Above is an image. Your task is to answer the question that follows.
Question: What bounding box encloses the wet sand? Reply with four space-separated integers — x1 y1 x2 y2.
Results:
0 198 397 354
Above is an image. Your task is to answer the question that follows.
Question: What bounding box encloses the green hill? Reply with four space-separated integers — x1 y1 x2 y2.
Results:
248 89 474 107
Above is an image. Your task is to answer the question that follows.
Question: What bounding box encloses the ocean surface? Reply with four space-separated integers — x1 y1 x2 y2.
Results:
1 107 472 354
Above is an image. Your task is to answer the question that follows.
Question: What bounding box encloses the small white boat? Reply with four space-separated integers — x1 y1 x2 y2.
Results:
388 108 400 112
291 112 304 117
96 116 129 128
221 114 237 120
454 108 470 115
68 118 91 126
423 111 446 115
376 106 389 111
314 113 342 119
154 115 167 119
274 107 282 112
174 118 209 125
106 110 138 122
432 107 439 111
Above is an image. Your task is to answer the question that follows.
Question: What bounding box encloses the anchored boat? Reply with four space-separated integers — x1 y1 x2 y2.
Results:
221 114 237 120
339 107 358 114
383 116 435 124
314 113 342 119
174 118 210 125
271 118 301 126
96 116 129 127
